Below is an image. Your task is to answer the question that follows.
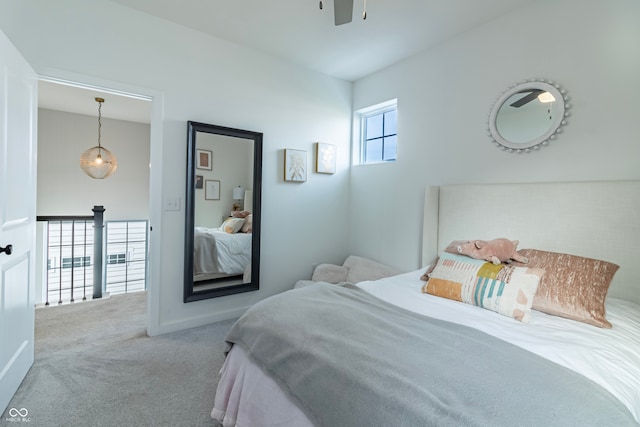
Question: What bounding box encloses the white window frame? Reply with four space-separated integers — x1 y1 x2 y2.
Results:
353 99 398 165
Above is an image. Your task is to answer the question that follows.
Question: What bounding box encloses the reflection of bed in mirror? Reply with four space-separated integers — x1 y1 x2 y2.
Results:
193 226 252 285
193 190 253 289
194 193 254 287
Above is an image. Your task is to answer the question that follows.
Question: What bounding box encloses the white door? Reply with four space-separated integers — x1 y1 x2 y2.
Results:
0 29 38 414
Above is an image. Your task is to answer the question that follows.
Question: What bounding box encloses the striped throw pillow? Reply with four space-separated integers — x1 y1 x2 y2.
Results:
422 252 544 323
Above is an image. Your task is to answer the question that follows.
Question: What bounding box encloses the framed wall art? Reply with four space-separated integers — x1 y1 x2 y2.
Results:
205 180 220 200
315 142 336 174
284 149 307 182
195 175 203 189
196 149 212 170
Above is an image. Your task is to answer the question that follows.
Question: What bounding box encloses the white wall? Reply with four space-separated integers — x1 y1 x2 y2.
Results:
37 108 150 220
194 133 252 228
0 0 352 334
349 0 640 271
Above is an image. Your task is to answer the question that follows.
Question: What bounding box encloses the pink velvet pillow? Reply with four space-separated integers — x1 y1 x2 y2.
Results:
241 214 253 233
513 249 619 328
231 210 251 218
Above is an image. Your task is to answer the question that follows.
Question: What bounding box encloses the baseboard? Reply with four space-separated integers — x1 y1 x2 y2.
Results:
148 305 248 336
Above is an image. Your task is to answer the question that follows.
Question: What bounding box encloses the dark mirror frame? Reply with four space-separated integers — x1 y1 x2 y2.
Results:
184 121 263 302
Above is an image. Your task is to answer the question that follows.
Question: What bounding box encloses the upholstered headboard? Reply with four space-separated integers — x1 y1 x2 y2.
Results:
422 181 640 305
244 190 253 213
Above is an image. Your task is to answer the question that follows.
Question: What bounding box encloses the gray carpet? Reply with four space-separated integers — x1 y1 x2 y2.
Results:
1 292 232 427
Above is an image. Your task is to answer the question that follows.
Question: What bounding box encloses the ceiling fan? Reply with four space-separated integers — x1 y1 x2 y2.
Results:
509 89 545 108
319 0 367 26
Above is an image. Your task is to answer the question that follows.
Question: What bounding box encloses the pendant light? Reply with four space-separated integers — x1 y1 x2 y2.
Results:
80 97 117 179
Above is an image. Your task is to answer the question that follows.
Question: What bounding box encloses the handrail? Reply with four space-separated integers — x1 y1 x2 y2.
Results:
37 215 94 221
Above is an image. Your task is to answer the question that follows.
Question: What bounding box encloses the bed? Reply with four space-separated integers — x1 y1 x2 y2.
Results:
193 226 251 281
211 181 640 426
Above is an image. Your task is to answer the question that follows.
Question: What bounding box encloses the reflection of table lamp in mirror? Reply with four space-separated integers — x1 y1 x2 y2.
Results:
232 186 245 211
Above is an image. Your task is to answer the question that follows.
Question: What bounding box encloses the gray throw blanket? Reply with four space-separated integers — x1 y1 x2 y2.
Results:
225 283 637 427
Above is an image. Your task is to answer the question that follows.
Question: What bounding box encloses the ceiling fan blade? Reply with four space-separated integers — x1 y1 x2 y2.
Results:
510 89 544 108
334 0 354 25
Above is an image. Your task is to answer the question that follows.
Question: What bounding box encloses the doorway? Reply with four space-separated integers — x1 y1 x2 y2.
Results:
35 80 151 306
36 76 160 333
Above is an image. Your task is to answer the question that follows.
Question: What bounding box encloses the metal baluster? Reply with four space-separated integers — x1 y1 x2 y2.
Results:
70 220 75 303
45 222 50 306
125 222 130 293
58 221 63 305
83 220 88 301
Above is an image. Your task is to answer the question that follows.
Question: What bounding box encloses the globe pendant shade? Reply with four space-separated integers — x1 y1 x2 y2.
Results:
80 146 117 179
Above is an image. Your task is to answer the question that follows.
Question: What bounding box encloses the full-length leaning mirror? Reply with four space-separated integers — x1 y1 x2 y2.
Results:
184 121 262 302
488 79 570 153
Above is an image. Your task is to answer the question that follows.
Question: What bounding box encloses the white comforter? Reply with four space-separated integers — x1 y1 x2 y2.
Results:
194 227 251 275
212 268 640 426
360 268 640 422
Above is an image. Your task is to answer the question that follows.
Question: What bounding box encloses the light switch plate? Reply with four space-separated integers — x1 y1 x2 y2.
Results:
164 197 181 211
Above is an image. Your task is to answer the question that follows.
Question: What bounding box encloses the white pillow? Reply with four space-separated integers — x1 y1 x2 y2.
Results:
343 255 399 284
221 217 245 234
312 264 349 283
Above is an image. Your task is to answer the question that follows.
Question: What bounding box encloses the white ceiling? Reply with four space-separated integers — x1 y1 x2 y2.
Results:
39 0 538 121
110 0 537 82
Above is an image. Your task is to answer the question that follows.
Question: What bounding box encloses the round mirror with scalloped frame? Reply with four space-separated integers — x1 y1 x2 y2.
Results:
488 79 570 153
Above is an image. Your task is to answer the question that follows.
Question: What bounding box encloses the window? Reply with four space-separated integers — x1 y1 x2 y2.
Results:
361 103 397 164
61 256 91 269
107 253 127 265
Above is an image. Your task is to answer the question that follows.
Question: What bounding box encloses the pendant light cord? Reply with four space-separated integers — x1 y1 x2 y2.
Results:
96 97 103 154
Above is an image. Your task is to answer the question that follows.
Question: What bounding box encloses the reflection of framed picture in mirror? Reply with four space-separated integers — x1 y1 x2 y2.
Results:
205 180 220 200
284 149 307 182
195 175 203 189
315 142 336 174
196 149 212 170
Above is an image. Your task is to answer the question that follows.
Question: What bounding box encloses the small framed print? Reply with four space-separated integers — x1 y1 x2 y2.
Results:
315 142 336 174
196 149 212 170
284 149 307 182
205 180 220 200
195 175 203 189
